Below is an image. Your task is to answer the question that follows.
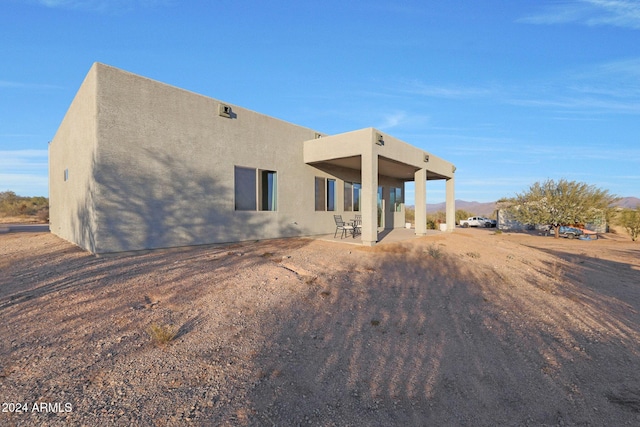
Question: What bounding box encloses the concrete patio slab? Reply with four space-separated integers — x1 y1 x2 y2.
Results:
310 227 444 246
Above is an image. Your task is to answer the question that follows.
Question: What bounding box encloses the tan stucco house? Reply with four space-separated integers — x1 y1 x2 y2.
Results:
49 63 455 254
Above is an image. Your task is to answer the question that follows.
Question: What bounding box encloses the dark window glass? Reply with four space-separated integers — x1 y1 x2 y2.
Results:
353 183 361 211
234 166 256 210
260 170 277 211
327 179 336 211
315 177 325 211
344 182 353 211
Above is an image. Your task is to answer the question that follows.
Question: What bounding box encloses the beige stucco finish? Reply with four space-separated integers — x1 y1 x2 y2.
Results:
49 63 455 254
49 66 99 252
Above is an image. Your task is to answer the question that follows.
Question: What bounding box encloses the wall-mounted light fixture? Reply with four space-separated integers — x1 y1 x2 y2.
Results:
314 133 322 139
218 103 232 118
423 154 430 163
452 165 457 173
375 133 384 146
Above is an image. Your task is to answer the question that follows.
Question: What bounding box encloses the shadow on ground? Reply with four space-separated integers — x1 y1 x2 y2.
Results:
2 232 639 425
244 241 640 425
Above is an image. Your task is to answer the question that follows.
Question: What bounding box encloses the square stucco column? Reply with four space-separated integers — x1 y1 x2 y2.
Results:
361 150 378 246
446 176 455 231
414 168 427 235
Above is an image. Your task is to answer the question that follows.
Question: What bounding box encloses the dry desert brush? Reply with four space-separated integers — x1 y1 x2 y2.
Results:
147 322 178 346
426 244 444 259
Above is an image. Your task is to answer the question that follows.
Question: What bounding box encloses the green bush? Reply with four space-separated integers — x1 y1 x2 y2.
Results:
0 191 49 219
616 207 640 241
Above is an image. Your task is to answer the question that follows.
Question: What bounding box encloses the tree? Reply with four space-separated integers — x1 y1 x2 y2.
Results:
506 179 617 238
617 207 640 241
0 191 49 218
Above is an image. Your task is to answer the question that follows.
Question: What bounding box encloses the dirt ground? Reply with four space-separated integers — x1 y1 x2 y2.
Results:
0 216 47 224
1 227 639 426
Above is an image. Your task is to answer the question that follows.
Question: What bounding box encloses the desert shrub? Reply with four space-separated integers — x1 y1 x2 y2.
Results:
36 207 49 222
0 191 49 218
147 323 178 346
405 206 415 224
415 208 474 228
426 244 443 259
616 207 640 241
504 179 616 239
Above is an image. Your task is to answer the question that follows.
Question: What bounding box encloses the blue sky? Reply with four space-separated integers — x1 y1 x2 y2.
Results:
1 0 639 204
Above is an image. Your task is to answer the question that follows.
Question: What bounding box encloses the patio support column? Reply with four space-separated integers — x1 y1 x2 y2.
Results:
361 149 378 246
445 176 455 231
414 168 427 235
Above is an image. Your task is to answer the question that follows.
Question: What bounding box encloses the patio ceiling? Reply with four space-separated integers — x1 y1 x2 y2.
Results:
308 155 449 181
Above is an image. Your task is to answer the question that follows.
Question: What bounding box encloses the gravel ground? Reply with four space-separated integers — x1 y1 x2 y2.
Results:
1 228 639 426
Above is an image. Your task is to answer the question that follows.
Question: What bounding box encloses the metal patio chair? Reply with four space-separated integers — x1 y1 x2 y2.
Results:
352 214 362 237
333 215 355 239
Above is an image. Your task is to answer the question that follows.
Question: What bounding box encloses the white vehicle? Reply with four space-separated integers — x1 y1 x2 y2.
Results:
460 217 491 228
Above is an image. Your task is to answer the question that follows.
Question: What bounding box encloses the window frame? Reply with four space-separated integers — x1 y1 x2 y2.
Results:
344 181 361 212
391 187 402 212
234 166 277 212
315 177 337 211
258 169 277 211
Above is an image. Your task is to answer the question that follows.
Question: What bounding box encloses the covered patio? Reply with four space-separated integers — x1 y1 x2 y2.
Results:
313 226 444 246
304 128 456 246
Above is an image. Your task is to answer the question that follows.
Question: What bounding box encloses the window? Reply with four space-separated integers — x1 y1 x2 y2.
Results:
344 182 353 211
353 183 361 211
390 188 395 212
259 170 277 211
327 179 336 211
344 182 361 212
377 186 383 227
315 177 337 211
315 177 325 211
235 166 277 211
390 187 402 212
235 166 256 210
63 169 69 182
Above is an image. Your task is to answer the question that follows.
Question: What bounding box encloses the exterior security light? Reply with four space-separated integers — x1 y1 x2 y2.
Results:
218 103 232 118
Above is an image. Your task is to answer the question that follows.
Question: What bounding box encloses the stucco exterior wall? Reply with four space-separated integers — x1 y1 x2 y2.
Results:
49 65 99 253
50 63 454 254
90 63 336 253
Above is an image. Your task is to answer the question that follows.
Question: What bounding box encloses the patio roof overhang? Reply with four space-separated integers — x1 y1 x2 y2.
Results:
305 155 451 181
303 128 456 247
303 127 454 181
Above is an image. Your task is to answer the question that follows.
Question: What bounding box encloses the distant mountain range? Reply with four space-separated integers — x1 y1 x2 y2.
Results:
423 197 640 216
615 197 640 209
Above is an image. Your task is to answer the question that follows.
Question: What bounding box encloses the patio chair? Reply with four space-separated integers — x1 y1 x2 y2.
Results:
352 214 362 237
334 215 355 239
